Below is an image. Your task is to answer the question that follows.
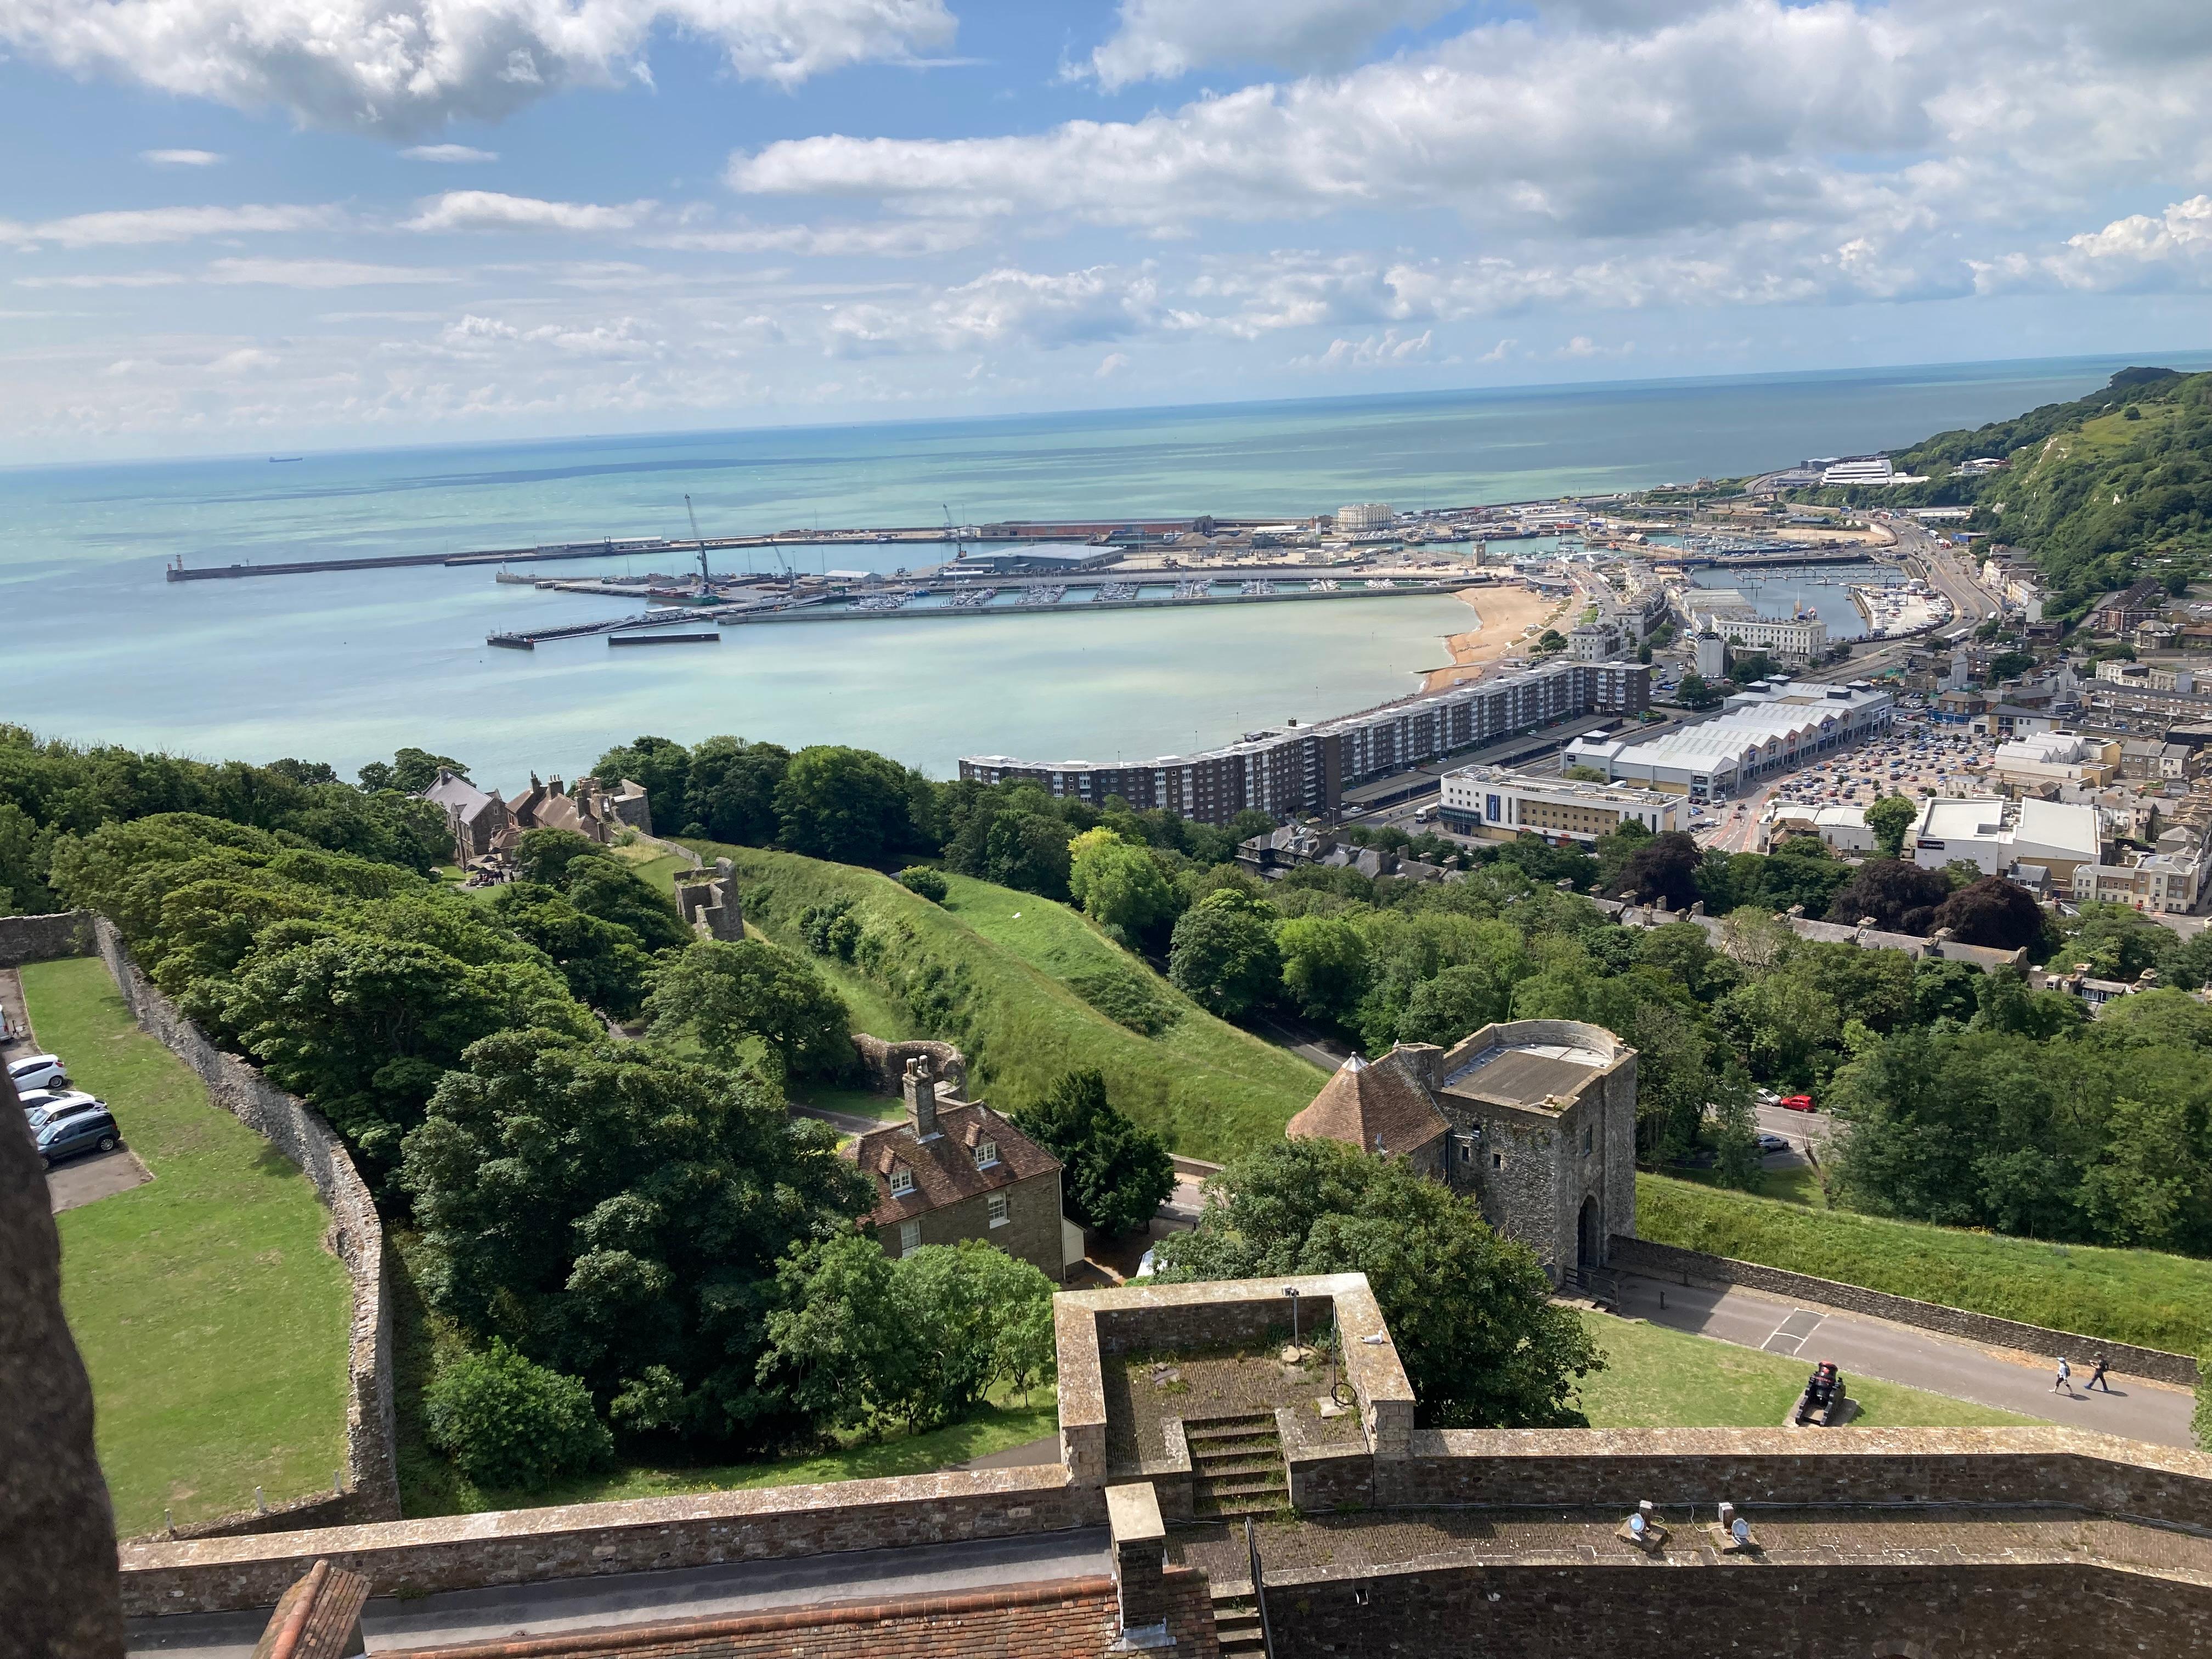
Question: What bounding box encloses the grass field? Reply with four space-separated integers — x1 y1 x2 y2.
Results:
24 957 352 1537
673 843 1325 1159
1574 1311 2040 1430
1637 1173 2212 1356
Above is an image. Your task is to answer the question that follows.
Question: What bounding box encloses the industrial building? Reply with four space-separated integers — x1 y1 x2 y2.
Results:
962 658 1651 826
1440 766 1684 844
1907 796 2103 885
940 543 1122 575
1560 678 1892 803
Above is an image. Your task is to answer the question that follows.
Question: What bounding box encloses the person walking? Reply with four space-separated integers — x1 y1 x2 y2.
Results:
2088 1354 2113 1393
2053 1357 2074 1397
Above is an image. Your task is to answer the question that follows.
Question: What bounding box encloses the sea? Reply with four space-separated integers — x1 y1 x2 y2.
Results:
2 353 2199 790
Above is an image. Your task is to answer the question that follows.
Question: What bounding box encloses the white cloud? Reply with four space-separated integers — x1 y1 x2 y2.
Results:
404 190 653 233
140 147 223 166
822 265 1165 358
206 258 462 286
0 0 958 137
1291 326 1433 370
16 270 188 288
1978 196 2212 294
0 202 341 248
401 143 499 163
648 219 982 257
1096 350 1130 377
1082 0 1460 89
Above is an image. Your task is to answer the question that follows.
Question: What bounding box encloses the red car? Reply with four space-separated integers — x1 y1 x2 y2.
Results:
1778 1094 1816 1113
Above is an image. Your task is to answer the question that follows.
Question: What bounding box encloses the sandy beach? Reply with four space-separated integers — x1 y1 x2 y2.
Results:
1420 583 1568 692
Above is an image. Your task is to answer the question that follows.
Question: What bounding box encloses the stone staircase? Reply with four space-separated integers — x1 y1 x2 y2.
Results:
1185 1410 1288 1520
1209 1585 1267 1657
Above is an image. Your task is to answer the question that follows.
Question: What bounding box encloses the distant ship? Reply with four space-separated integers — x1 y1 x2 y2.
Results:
269 455 303 463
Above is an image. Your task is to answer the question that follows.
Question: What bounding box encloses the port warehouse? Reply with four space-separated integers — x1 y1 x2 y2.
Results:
962 659 1650 825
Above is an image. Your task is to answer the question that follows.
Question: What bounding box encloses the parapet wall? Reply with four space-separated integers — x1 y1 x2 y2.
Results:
116 1464 1100 1617
93 919 398 1532
1610 1234 2197 1386
849 1033 968 1097
0 909 93 967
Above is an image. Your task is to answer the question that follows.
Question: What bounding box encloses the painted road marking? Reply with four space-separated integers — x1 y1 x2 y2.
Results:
1762 1308 1824 1356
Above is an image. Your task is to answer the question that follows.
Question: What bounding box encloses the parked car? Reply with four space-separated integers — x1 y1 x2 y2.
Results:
1778 1094 1816 1113
1754 1088 1780 1108
20 1089 103 1125
1756 1132 1790 1154
8 1052 69 1094
34 1105 120 1170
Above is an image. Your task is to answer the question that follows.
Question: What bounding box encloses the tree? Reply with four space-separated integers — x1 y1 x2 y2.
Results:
1533 629 1568 655
1929 876 2045 952
1397 963 1508 1046
488 882 655 1017
1068 829 1180 942
1011 1069 1175 1238
645 938 853 1082
591 735 691 820
1726 649 1781 684
981 810 1074 899
1562 764 1610 783
1822 858 1951 935
1610 831 1705 909
775 746 916 864
1863 794 1918 859
1986 651 2037 683
1151 1139 1602 1427
1275 914 1373 1028
512 827 603 887
1673 672 1723 709
561 854 692 953
683 737 790 844
897 865 949 902
1168 888 1284 1017
359 746 467 795
757 1233 910 1438
424 1340 613 1491
400 1032 871 1444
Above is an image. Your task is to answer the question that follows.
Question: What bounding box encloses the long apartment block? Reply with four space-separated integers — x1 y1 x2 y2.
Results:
961 658 1650 825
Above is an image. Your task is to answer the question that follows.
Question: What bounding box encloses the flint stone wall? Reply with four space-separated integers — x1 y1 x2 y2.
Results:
1610 1234 2196 1386
92 920 397 1533
116 1465 1101 1617
849 1034 967 1097
0 910 93 967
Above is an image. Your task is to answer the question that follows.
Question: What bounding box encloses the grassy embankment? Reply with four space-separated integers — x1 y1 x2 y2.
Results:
390 1230 1054 1516
665 844 1327 1160
1637 1173 2212 1356
24 957 351 1536
1573 1311 2038 1430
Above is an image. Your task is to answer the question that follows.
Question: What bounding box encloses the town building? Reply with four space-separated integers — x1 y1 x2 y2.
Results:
1989 731 2120 793
1335 503 1395 533
1288 1019 1638 1279
421 769 510 861
1908 795 2103 884
1234 824 1454 883
842 1053 1079 1281
1692 629 1726 679
1439 766 1683 844
1758 802 1874 854
1562 679 1892 803
962 656 1651 826
1698 611 1829 661
1821 455 1894 486
2070 847 2205 913
419 769 651 865
943 543 1121 575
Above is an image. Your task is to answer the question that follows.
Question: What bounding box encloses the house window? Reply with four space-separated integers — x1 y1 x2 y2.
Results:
898 1220 921 1255
1491 1152 1504 1171
1582 1127 1594 1155
889 1166 915 1198
988 1193 1010 1228
974 1139 1000 1169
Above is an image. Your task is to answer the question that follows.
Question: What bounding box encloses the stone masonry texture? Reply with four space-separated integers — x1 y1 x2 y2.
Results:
94 920 398 1532
0 909 94 968
1609 1234 2197 1385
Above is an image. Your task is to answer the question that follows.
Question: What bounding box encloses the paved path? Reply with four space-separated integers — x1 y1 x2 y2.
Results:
1613 1271 2195 1448
127 1528 1111 1657
48 1145 155 1212
789 1103 894 1138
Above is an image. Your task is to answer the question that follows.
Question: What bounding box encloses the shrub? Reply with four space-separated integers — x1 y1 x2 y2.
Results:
898 866 949 902
2198 1353 2212 1453
424 1340 613 1490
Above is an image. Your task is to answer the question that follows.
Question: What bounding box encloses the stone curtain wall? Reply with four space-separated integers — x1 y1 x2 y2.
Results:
93 920 399 1532
116 1464 1101 1617
849 1034 968 1097
0 910 93 968
1610 1234 2197 1386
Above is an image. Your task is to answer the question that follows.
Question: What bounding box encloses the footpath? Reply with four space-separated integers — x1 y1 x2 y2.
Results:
1615 1271 2196 1448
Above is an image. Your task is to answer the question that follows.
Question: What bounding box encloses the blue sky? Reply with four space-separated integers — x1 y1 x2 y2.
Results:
2 0 2209 461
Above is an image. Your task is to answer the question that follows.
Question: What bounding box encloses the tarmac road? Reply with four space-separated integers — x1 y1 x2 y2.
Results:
1612 1271 2194 1447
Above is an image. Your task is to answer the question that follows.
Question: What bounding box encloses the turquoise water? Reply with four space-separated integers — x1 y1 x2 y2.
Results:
1 354 2192 785
1686 562 1907 642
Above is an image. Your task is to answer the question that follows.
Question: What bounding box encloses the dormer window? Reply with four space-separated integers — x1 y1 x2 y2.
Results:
974 1139 999 1169
889 1165 915 1197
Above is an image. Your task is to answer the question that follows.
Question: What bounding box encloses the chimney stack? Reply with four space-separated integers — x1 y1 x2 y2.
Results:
904 1053 939 1139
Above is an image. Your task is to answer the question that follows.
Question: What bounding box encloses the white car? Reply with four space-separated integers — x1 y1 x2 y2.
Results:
7 1053 69 1095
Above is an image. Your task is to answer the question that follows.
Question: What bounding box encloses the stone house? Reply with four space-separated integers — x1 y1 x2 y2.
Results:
843 1053 1076 1281
506 774 653 844
1288 1018 1638 1281
421 770 511 862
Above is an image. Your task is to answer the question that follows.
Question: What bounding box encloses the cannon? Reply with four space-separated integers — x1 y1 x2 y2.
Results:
1794 1360 1846 1426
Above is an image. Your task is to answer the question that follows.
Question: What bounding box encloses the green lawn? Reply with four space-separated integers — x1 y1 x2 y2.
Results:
1574 1311 2041 1430
1637 1173 2212 1356
791 1084 907 1124
25 957 352 1537
610 842 697 894
674 843 1326 1160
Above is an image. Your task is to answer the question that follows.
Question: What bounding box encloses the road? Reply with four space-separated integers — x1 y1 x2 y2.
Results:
126 1529 1111 1658
1612 1272 2194 1447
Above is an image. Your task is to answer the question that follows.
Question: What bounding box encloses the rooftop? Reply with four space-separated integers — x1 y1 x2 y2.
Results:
1442 1037 1610 1111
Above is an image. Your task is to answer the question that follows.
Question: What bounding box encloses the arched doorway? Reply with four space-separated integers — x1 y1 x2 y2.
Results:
1577 1195 1601 1269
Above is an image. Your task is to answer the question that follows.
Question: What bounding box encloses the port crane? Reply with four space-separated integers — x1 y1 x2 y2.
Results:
685 495 710 596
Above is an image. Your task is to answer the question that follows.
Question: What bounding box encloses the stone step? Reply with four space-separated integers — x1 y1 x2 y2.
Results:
1184 1415 1279 1440
1195 1474 1289 1500
1195 1494 1289 1520
1214 1617 1266 1654
1190 1452 1281 1479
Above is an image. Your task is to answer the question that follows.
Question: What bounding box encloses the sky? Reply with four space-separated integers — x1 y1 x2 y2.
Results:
1 0 2210 463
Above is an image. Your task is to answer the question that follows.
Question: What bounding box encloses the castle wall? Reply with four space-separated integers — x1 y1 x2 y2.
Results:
0 909 93 967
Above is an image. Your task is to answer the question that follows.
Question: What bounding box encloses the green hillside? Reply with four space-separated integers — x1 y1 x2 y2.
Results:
673 843 1327 1160
1637 1173 2212 1355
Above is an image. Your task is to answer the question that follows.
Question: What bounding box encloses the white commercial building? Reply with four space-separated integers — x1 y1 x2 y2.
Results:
1908 796 2102 883
1440 766 1683 844
1562 679 1893 803
1336 503 1395 533
1990 731 2119 793
1822 456 1894 486
1699 612 1829 660
1692 630 1727 679
1759 802 1875 854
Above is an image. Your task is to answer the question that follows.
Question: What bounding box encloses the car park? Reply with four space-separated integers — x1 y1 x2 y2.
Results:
33 1104 120 1170
8 1052 69 1094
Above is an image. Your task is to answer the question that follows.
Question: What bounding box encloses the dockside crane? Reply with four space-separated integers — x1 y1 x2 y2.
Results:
685 494 710 596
